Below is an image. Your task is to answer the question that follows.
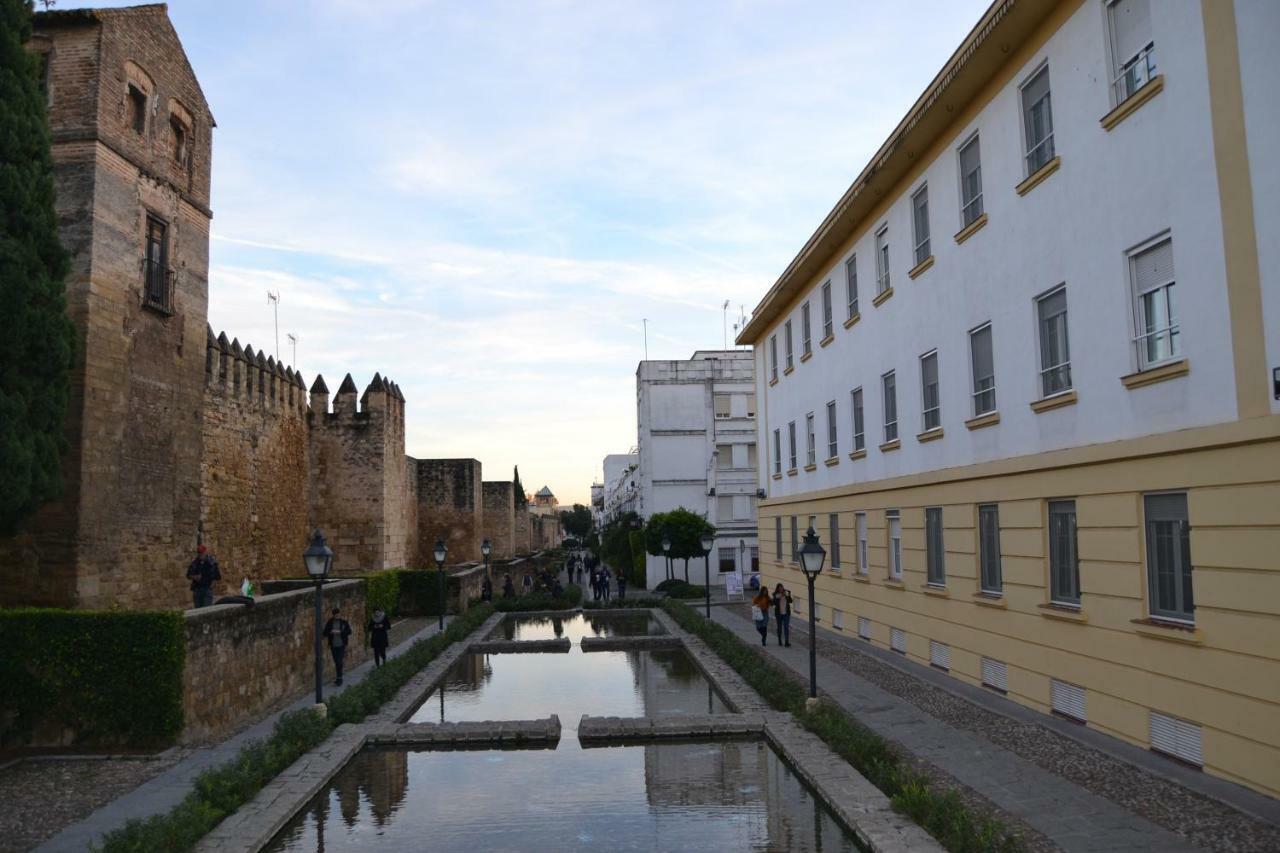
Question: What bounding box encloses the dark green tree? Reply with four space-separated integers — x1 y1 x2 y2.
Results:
559 503 593 539
0 0 75 535
644 508 714 583
513 465 527 506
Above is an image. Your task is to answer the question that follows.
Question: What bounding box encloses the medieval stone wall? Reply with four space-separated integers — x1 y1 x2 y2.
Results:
414 458 483 563
514 507 531 555
481 481 515 559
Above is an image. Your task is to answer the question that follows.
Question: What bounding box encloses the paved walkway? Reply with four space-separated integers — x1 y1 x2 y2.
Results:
35 615 453 853
710 606 1204 853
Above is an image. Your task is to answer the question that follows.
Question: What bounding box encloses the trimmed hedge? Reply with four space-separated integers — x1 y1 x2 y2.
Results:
97 604 496 852
627 530 646 588
491 584 582 613
0 608 185 748
661 600 1023 853
395 569 449 617
655 579 705 599
364 569 402 620
584 595 664 610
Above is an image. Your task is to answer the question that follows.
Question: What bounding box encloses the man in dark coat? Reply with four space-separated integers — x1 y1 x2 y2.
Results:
185 545 221 608
322 606 353 685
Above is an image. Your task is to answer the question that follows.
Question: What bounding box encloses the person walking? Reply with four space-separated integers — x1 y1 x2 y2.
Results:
185 544 221 608
480 576 493 603
601 568 611 602
617 572 627 601
367 609 392 668
522 572 533 595
751 589 771 646
772 583 793 647
322 606 353 685
502 573 516 598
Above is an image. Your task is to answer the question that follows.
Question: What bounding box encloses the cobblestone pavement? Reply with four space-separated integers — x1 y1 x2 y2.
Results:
0 754 182 853
722 603 1280 852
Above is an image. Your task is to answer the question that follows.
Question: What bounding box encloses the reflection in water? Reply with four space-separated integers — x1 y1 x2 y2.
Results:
408 647 728 726
266 741 859 853
489 612 664 642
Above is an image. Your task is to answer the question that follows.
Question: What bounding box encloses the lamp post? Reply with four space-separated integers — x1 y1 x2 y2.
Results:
798 526 827 699
481 537 492 578
661 533 672 583
700 531 715 618
303 529 333 705
433 538 448 630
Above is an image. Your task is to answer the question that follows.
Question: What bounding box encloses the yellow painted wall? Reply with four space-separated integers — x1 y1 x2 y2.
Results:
758 418 1280 798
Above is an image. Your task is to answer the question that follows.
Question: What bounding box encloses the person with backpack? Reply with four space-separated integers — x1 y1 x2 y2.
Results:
751 589 772 646
322 606 353 685
185 544 221 608
367 609 393 668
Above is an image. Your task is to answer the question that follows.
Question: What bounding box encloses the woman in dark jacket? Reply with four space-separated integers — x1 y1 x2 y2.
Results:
368 609 393 667
772 583 793 647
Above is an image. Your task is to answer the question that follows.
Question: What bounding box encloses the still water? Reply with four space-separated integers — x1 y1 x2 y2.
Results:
408 647 729 726
265 740 861 852
487 611 665 642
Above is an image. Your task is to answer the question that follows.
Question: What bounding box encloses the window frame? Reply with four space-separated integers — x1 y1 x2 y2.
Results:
978 503 1003 594
845 255 859 318
769 335 779 382
875 225 891 295
805 412 816 466
1035 285 1072 397
886 509 902 579
775 516 783 560
925 507 946 586
920 350 940 432
143 213 172 313
911 184 931 266
969 323 997 416
790 516 799 561
787 421 797 470
784 320 794 369
1048 500 1081 606
855 512 868 575
957 132 983 227
851 387 865 451
1106 0 1157 105
825 400 838 459
127 83 148 135
829 513 841 570
1144 492 1194 623
820 281 834 339
1020 63 1055 176
1127 233 1179 370
772 428 782 475
882 370 898 442
801 301 812 355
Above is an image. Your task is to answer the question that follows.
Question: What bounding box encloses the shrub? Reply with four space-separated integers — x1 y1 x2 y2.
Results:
491 584 582 613
0 609 185 748
584 595 664 610
364 569 401 620
655 579 705 599
660 600 1023 853
396 569 449 616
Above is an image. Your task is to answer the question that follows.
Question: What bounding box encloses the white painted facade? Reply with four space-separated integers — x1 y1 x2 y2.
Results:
637 351 759 589
754 0 1279 501
601 452 639 523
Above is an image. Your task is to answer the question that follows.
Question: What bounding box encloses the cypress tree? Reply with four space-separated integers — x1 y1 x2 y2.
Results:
0 0 75 534
513 465 526 506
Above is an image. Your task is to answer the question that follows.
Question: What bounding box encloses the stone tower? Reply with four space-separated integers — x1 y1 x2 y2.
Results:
0 6 215 608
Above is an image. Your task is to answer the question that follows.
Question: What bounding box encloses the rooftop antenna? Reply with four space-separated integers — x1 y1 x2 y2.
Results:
267 290 280 360
642 318 649 360
722 300 730 349
286 332 298 366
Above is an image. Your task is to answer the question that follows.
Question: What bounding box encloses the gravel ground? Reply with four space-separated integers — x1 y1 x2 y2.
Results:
0 753 184 853
728 604 1280 852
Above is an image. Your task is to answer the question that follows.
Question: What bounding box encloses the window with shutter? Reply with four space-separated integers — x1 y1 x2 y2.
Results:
821 281 833 339
829 513 841 570
772 429 781 474
890 627 906 654
832 609 845 630
785 321 794 369
1107 0 1155 102
969 323 996 415
788 421 797 470
851 388 865 451
1149 711 1203 766
1051 679 1087 721
805 413 816 466
875 227 890 294
929 640 950 670
1049 500 1080 605
801 302 812 354
775 517 783 560
714 395 731 419
912 185 931 265
826 401 838 459
1021 66 1055 174
858 616 871 639
920 351 940 431
790 516 798 561
1144 492 1194 622
845 256 859 318
959 134 983 226
887 510 902 579
1037 287 1071 397
925 507 945 586
979 504 1003 593
769 336 778 381
882 371 898 442
1130 236 1178 369
981 657 1008 692
856 512 868 575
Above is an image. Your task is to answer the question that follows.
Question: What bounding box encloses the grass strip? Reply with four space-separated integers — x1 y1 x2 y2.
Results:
661 599 1023 853
95 604 495 852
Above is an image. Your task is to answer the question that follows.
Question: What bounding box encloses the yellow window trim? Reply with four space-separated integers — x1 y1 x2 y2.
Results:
1016 155 1061 196
824 456 840 467
916 427 944 443
872 287 894 308
879 438 901 452
954 212 989 245
843 313 861 329
908 255 935 280
965 411 1000 430
1038 603 1087 624
1100 75 1165 132
1030 389 1077 413
819 334 835 348
800 350 813 363
848 448 868 460
1121 358 1189 390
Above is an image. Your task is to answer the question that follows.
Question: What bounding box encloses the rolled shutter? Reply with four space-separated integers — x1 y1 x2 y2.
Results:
929 641 950 670
981 657 1008 692
890 627 906 653
1051 679 1087 722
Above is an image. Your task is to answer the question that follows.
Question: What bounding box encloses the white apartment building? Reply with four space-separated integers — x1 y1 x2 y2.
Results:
636 351 760 588
741 0 1280 799
601 452 640 523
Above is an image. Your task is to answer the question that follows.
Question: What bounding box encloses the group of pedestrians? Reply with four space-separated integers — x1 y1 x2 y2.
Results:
751 583 793 647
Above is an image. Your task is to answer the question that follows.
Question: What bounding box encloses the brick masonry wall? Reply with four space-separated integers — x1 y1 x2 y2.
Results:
200 331 310 591
514 507 532 554
182 579 366 743
414 458 483 563
481 481 516 559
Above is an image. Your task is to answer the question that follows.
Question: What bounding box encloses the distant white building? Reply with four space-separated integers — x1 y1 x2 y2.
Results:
636 350 759 588
601 452 640 524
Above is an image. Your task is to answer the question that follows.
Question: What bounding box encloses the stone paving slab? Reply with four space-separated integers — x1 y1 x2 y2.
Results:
711 607 1207 853
469 638 571 653
579 635 682 652
577 713 767 743
372 717 562 746
650 608 771 714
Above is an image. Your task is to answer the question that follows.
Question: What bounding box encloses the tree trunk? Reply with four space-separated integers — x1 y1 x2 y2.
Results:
683 557 689 583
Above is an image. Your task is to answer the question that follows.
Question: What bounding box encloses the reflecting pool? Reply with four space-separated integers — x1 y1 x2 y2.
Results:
487 611 664 642
265 740 861 852
408 648 728 726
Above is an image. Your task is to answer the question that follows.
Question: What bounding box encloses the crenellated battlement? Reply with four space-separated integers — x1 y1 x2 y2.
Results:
307 370 406 428
205 325 307 418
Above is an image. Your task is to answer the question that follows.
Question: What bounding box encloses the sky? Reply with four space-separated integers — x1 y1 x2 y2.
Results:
89 0 990 505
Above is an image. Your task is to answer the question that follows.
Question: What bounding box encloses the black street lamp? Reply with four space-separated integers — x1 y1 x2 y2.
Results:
661 533 672 583
433 538 448 630
700 531 715 618
798 526 827 699
302 529 333 705
481 537 492 578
